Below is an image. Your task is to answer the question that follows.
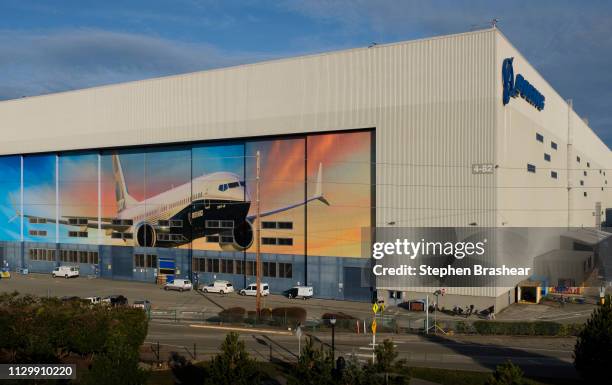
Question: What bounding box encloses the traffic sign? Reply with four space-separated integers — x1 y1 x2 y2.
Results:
372 303 379 313
380 303 385 312
371 319 377 334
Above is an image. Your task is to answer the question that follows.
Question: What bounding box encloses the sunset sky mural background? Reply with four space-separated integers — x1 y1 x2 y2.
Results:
0 130 372 258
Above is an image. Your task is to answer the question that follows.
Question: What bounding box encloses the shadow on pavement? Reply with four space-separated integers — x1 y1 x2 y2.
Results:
422 334 583 384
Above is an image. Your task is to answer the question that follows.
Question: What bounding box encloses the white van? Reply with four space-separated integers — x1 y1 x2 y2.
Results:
200 280 234 294
239 283 270 296
164 279 193 292
285 286 314 299
52 266 79 278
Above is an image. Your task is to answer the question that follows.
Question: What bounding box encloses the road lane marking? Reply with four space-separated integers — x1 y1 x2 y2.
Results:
189 324 292 335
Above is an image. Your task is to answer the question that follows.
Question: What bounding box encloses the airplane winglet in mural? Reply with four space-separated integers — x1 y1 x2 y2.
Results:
11 153 330 251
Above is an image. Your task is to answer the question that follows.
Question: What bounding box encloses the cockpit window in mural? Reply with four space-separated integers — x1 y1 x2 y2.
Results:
0 130 372 258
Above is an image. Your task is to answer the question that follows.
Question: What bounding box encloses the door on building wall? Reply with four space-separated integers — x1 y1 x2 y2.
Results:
343 267 372 301
158 257 176 283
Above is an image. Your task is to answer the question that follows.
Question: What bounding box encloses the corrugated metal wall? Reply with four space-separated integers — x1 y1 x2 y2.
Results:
0 29 498 297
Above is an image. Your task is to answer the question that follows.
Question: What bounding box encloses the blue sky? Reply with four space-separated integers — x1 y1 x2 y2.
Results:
1 1 611 145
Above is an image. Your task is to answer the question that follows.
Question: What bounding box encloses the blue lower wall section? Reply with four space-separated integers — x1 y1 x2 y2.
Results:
0 241 373 301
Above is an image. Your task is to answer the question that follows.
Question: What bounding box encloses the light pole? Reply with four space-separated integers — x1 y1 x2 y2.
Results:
433 290 441 334
330 318 337 361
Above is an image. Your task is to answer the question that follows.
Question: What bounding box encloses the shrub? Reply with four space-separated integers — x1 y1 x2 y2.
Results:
454 321 474 334
472 320 577 336
272 307 307 324
321 312 355 320
218 307 246 323
484 360 525 385
205 332 263 385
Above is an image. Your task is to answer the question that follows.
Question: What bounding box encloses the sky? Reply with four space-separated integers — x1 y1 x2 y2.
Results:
1 0 611 145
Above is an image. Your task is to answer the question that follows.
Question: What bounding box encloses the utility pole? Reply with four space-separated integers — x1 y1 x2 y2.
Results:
255 151 262 317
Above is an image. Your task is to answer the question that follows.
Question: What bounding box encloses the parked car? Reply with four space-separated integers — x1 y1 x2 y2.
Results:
84 296 102 305
133 299 151 312
102 295 128 306
200 280 234 294
52 266 79 278
284 286 313 299
164 279 193 292
239 283 270 296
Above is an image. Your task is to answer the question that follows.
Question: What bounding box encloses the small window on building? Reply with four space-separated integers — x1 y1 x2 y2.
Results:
220 235 234 243
580 180 584 186
551 141 558 150
111 219 133 226
235 260 245 275
587 162 590 168
577 156 581 163
206 235 220 243
536 133 544 142
584 192 588 197
206 220 220 228
146 255 157 268
220 220 234 229
544 153 551 162
263 262 277 278
278 263 293 278
134 254 145 268
278 238 293 246
584 171 588 176
551 171 558 179
527 164 536 173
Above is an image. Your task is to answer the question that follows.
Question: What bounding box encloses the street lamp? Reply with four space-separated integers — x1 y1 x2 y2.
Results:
330 318 337 361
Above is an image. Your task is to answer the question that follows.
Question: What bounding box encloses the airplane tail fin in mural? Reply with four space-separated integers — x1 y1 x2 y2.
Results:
247 162 329 221
112 154 138 212
314 162 329 206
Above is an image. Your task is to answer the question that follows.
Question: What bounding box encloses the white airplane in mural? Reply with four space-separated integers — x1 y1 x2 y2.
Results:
13 154 329 250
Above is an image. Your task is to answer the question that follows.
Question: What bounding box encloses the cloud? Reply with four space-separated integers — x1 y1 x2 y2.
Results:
0 28 273 100
280 0 612 146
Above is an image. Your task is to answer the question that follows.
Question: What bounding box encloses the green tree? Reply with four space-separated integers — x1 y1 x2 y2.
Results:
485 361 525 385
289 337 334 385
81 332 149 385
574 294 612 382
362 339 410 385
204 332 262 385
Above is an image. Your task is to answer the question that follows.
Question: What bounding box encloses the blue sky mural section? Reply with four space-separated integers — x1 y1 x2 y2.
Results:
0 155 21 241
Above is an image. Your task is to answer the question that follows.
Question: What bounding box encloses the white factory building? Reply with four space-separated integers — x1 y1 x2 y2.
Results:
0 28 609 309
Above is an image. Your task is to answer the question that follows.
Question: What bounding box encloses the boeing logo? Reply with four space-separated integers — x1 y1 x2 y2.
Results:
502 57 545 111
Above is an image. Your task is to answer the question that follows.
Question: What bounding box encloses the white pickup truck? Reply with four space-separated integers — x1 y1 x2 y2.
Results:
163 279 193 292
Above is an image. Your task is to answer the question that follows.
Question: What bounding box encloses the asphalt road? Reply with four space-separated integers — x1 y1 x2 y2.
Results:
144 321 578 380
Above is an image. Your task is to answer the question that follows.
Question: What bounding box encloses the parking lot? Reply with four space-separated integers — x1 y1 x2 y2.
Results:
0 273 598 325
0 273 376 320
